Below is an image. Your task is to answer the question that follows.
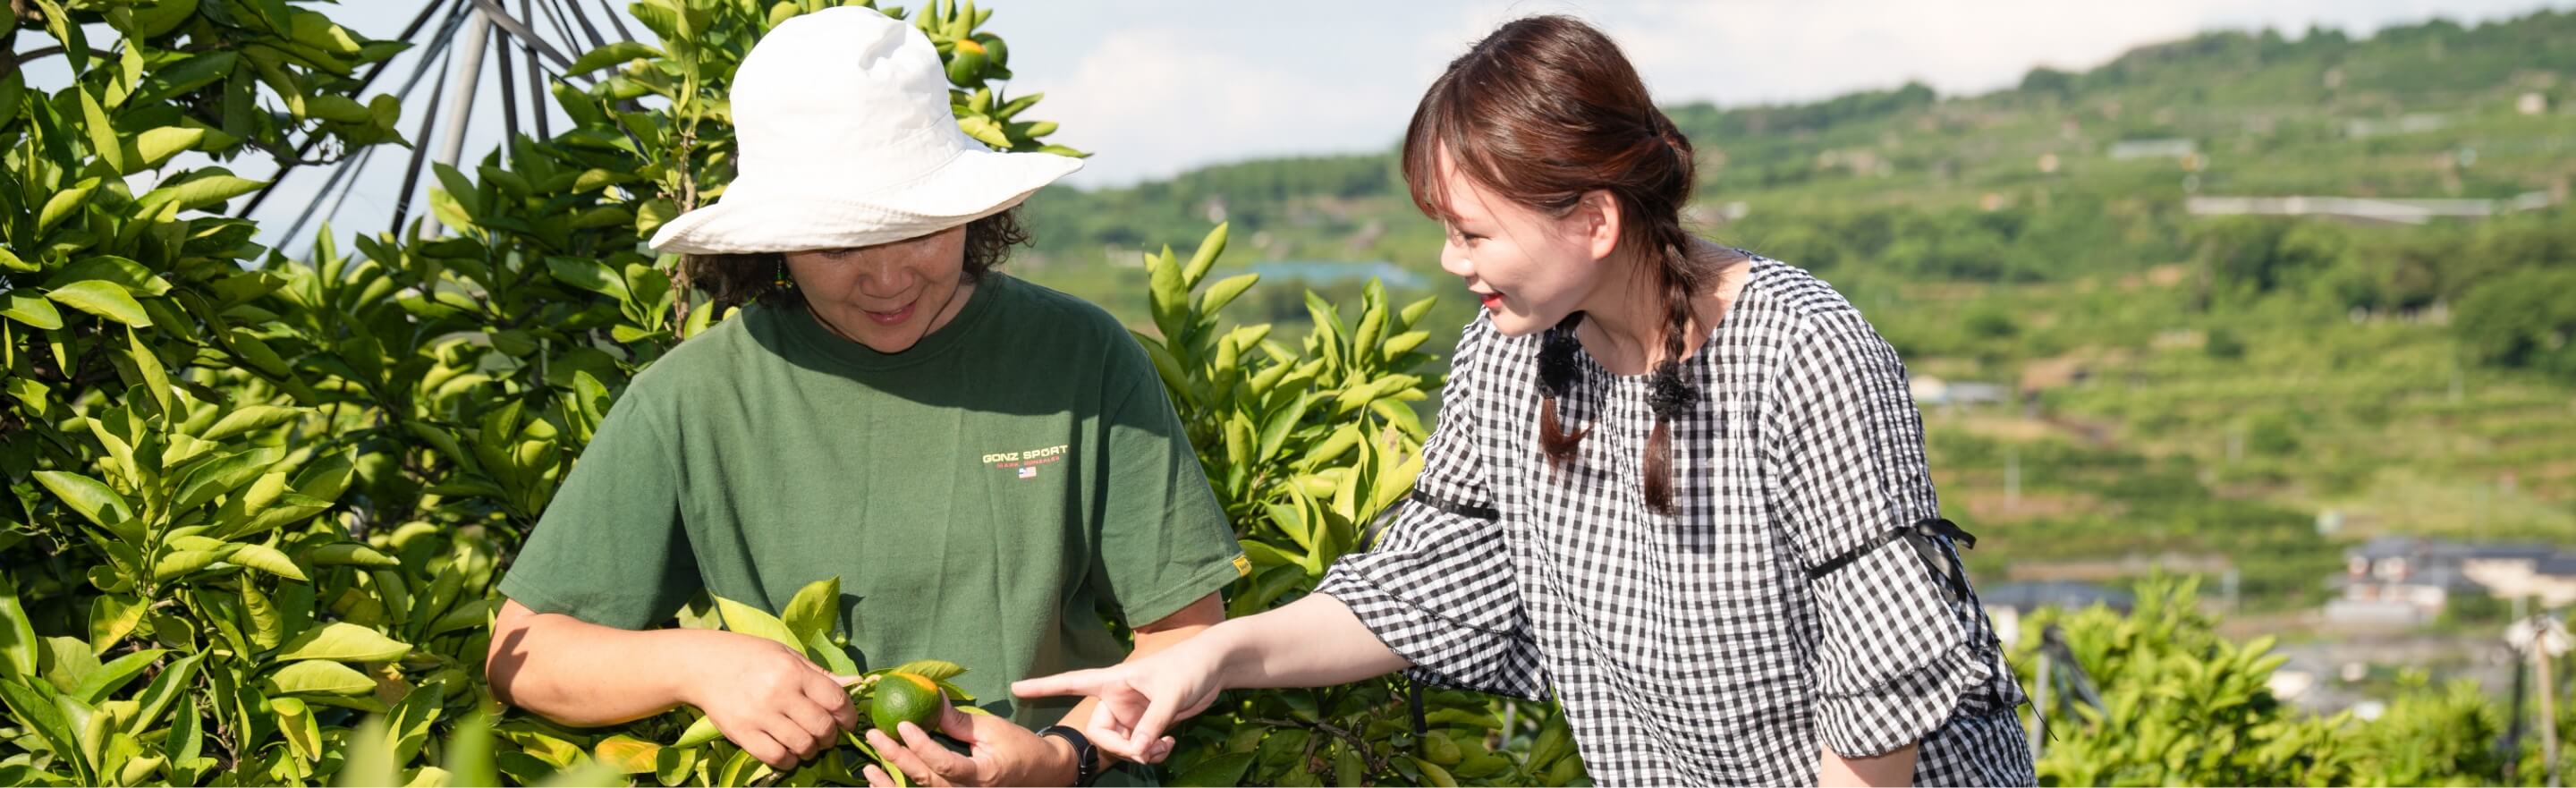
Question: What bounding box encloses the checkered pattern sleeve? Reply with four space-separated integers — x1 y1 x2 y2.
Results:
1316 322 1546 700
1770 309 1997 758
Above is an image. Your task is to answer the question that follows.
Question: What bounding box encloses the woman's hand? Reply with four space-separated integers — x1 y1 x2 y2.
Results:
860 708 1079 786
674 631 861 771
1010 644 1227 764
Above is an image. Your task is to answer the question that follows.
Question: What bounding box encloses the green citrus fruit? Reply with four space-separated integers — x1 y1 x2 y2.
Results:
870 673 946 734
944 38 989 87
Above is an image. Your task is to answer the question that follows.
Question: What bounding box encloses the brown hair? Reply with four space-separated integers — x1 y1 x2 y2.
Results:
1402 15 1731 515
674 208 1032 312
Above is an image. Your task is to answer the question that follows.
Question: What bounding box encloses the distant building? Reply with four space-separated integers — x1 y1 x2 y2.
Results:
2516 92 2548 116
2327 537 2576 624
2463 547 2576 607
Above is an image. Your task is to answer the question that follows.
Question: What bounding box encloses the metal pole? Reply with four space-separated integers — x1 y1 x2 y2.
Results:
465 0 580 73
592 0 637 45
545 0 605 52
491 14 521 160
422 9 494 238
2032 648 2051 757
521 0 550 140
280 143 373 246
2544 640 2562 788
551 0 610 50
304 146 379 254
2510 651 2529 784
388 47 454 235
236 0 463 218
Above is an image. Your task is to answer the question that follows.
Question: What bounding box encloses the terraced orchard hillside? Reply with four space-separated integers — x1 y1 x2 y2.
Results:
1013 9 2576 617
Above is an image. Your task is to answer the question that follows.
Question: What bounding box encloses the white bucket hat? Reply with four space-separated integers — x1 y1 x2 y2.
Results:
647 6 1081 255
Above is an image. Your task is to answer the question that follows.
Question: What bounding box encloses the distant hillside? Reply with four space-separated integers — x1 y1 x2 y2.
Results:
1019 9 2576 275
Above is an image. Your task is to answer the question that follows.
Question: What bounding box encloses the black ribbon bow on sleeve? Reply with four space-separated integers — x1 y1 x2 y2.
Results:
1805 517 1979 602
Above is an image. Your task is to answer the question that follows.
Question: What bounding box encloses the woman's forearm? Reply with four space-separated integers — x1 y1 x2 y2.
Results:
1205 592 1411 691
1820 742 1919 787
486 599 716 726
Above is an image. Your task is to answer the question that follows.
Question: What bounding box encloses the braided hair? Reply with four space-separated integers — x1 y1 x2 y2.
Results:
1405 16 1737 515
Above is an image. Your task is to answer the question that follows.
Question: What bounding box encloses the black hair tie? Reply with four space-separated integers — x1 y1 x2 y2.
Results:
1647 360 1696 422
1537 313 1585 399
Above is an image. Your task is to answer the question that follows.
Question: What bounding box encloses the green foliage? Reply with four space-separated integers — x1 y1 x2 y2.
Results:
2454 267 2576 385
1128 227 1585 785
2019 579 2576 787
3 0 1577 784
0 0 1080 784
2018 579 2352 786
2340 672 2519 786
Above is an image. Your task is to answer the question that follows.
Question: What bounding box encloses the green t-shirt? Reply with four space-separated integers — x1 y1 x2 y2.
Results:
497 274 1243 728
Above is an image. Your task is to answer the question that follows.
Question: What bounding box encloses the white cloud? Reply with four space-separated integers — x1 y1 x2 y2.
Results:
1024 27 1421 187
1606 0 2563 106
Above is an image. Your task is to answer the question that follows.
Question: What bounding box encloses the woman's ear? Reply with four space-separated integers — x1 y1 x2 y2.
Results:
1576 190 1622 262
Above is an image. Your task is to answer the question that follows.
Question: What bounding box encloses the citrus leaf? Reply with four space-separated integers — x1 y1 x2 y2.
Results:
173 448 282 511
594 734 661 774
566 41 663 75
1170 752 1255 787
140 174 263 214
270 696 323 760
545 256 630 301
202 405 304 441
673 714 723 749
0 681 83 783
0 575 39 681
86 594 144 656
780 577 841 646
886 659 967 682
124 329 171 413
134 127 206 168
79 90 124 174
1180 223 1230 289
150 551 221 581
36 179 97 233
445 711 499 788
1199 273 1258 317
303 543 402 567
272 622 410 664
32 471 132 530
2 292 64 330
124 652 203 737
45 281 151 327
263 660 375 696
711 596 800 651
71 648 166 704
227 544 306 581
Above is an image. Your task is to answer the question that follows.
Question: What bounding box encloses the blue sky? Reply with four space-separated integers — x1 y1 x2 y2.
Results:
25 0 2565 253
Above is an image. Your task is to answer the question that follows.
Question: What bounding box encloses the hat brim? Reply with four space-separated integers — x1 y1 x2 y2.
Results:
646 148 1083 255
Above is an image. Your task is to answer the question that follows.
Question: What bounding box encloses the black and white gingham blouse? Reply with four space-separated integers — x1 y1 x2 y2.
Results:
1316 258 2037 786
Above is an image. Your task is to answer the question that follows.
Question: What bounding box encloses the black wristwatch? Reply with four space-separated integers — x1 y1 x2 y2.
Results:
1035 724 1103 787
